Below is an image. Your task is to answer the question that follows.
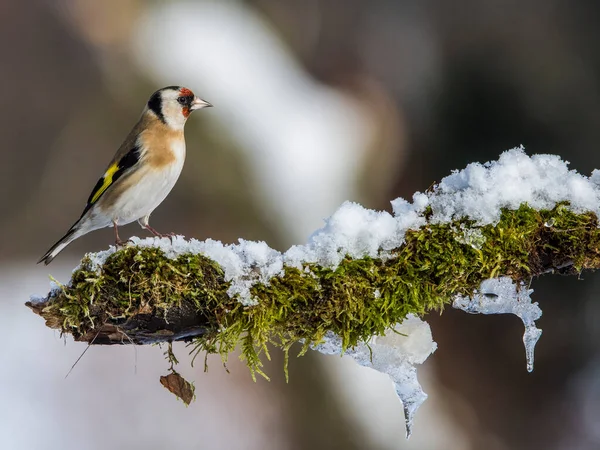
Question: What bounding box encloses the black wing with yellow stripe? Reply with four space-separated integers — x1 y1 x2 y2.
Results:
80 145 141 217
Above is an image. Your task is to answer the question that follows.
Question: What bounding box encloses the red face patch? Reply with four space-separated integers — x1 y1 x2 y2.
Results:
182 106 191 118
179 88 194 98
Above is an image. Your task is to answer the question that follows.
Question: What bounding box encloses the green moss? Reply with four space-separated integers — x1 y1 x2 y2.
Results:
32 204 600 377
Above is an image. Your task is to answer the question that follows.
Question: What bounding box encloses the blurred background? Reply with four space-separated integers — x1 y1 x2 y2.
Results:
2 0 600 448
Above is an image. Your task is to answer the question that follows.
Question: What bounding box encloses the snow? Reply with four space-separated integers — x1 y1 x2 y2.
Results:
64 148 600 306
313 314 437 438
430 148 600 224
285 201 402 268
29 279 62 304
37 148 597 433
82 237 284 306
453 277 543 372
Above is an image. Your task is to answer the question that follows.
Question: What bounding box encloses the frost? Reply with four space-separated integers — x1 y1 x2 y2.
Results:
313 315 437 438
453 277 543 372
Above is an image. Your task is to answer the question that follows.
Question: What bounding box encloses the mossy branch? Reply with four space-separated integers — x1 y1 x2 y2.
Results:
27 203 600 374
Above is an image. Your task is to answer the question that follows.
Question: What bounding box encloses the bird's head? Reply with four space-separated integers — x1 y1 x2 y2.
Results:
147 86 212 129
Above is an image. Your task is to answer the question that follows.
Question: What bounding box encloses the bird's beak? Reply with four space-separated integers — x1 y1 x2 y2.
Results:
190 97 212 110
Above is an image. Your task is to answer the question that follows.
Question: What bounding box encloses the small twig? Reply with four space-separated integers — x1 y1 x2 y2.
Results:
65 328 101 379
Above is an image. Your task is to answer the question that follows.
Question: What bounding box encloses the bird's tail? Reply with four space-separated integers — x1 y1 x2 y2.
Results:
38 221 84 265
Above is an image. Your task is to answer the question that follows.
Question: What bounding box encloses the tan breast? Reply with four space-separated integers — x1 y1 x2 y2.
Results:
139 118 185 169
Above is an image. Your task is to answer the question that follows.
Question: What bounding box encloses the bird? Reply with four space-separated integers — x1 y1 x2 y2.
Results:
38 86 212 265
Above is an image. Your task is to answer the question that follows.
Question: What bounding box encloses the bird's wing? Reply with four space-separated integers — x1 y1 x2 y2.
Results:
80 144 142 218
79 121 146 218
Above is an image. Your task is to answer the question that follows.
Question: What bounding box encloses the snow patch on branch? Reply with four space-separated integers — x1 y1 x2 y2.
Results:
314 314 437 438
73 147 600 306
82 237 284 306
431 148 600 224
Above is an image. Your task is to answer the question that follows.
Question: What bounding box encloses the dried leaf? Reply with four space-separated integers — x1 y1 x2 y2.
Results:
160 372 195 405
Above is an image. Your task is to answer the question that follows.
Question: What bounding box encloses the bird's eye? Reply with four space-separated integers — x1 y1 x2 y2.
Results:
177 96 187 105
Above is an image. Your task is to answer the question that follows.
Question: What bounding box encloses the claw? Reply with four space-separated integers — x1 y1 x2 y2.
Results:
112 221 129 247
143 224 177 241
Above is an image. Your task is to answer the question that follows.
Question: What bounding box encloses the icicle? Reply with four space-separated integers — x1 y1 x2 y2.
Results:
313 314 437 438
453 277 542 372
387 362 428 438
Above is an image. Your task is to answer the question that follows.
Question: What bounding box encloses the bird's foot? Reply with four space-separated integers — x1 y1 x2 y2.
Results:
144 226 177 242
115 238 132 247
162 232 177 243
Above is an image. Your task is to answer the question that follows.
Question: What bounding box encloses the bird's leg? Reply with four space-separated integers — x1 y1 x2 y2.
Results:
138 216 175 241
113 221 128 246
145 225 177 242
144 223 163 237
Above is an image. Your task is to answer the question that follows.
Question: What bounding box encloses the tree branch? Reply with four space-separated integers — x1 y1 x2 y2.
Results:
27 203 600 367
27 149 600 426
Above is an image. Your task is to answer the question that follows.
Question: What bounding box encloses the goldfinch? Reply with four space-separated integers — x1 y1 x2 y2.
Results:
38 86 211 265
